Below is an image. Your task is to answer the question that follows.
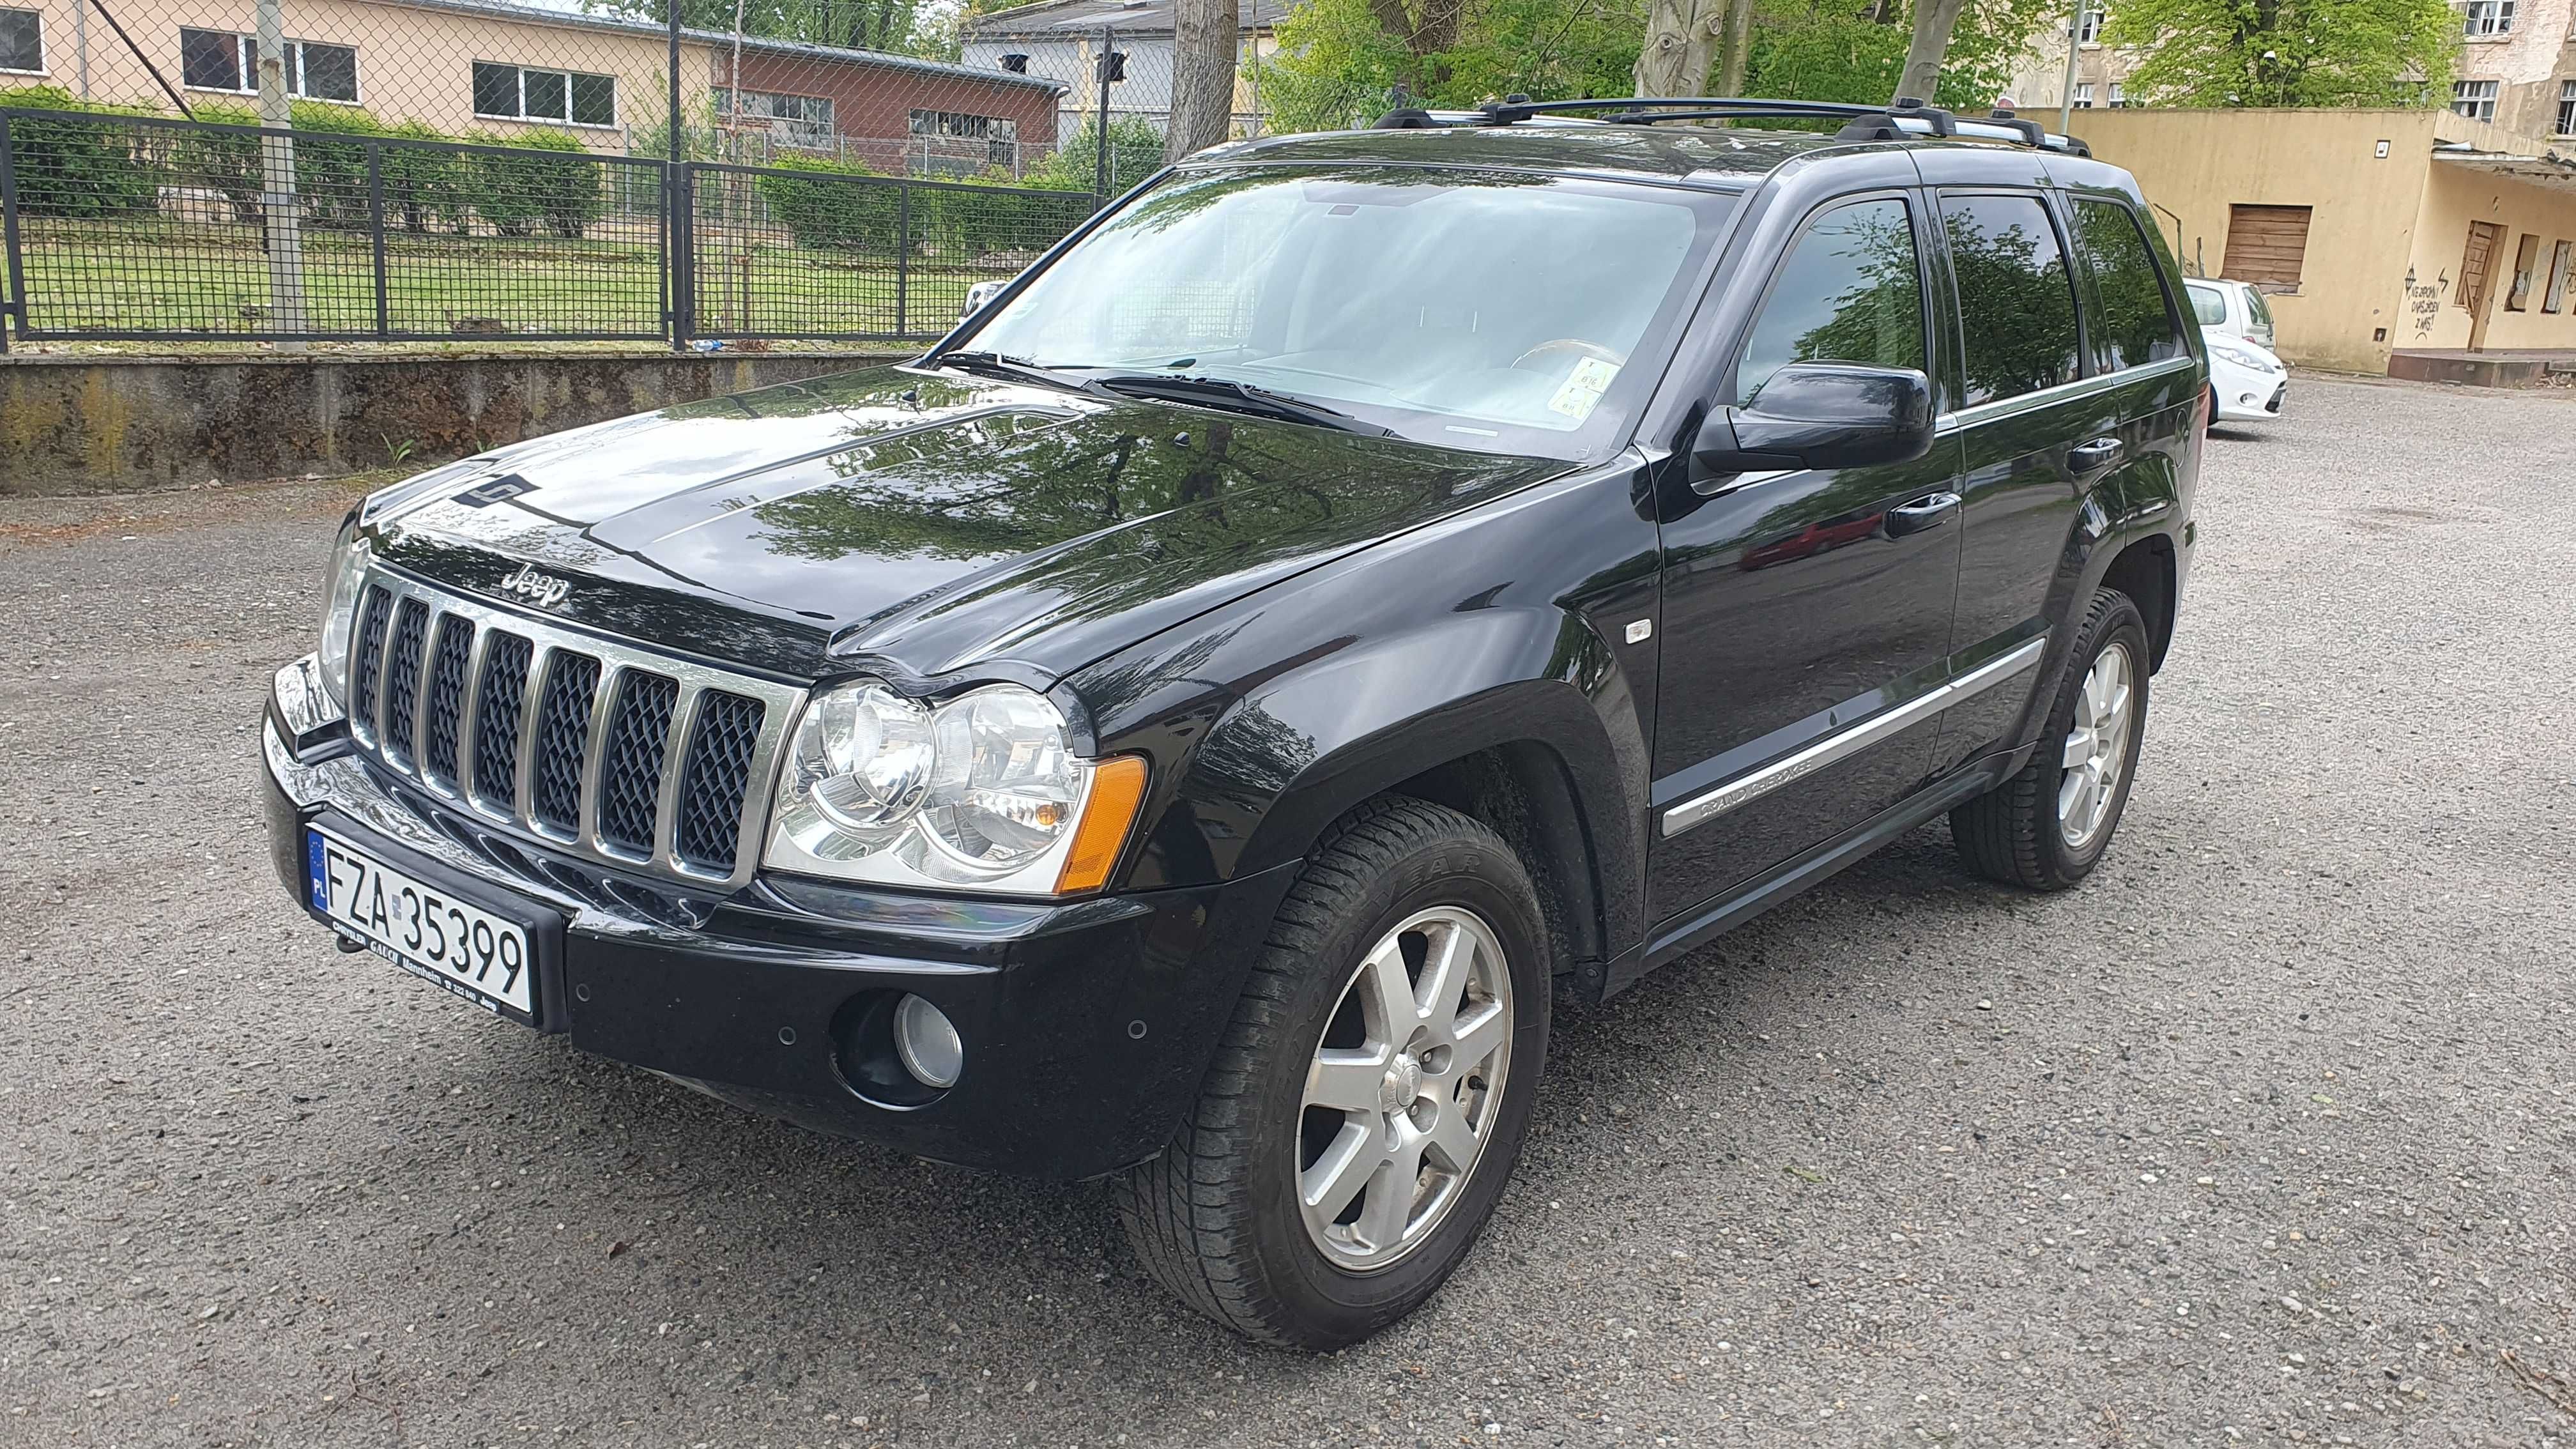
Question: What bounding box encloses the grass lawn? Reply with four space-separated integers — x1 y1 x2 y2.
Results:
5 216 1010 341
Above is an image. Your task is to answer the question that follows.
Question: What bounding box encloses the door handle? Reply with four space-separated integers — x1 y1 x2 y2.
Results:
1885 491 1961 537
2069 436 2124 472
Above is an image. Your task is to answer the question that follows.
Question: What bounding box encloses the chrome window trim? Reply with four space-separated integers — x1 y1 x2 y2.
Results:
1659 636 2048 838
339 564 806 891
1933 355 2195 436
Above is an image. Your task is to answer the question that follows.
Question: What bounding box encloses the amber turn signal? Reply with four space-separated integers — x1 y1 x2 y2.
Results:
1055 755 1149 894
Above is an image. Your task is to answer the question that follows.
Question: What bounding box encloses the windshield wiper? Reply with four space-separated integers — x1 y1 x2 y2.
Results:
931 349 1087 392
1087 374 1395 437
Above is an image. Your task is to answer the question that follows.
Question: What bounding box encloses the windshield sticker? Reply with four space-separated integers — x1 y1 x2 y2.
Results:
1548 356 1620 421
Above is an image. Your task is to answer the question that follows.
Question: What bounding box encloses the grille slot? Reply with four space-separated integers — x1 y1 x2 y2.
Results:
341 569 799 889
351 585 392 724
473 632 533 803
597 673 679 855
422 617 476 787
676 692 767 873
531 653 602 834
381 598 431 762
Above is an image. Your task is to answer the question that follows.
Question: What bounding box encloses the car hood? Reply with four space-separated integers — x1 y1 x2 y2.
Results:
363 365 1572 682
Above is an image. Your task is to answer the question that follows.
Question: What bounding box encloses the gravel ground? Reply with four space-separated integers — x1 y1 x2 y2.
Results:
4 376 2574 1449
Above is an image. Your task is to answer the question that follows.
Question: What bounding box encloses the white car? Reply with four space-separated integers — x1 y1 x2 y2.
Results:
2186 276 2277 350
2202 326 2287 424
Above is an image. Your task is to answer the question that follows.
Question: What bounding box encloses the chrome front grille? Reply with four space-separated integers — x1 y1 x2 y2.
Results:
342 567 805 890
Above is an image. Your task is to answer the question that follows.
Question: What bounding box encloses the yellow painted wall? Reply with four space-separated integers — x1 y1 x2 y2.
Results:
2403 158 2576 352
2067 109 2441 373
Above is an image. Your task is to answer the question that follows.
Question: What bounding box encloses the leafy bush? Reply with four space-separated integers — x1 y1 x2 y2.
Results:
1023 116 1165 198
754 155 903 254
379 120 468 234
464 128 602 239
171 99 387 229
0 87 164 219
910 171 1091 265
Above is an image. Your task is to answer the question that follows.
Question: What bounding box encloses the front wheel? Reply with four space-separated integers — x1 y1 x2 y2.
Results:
1114 797 1549 1349
1951 588 2152 890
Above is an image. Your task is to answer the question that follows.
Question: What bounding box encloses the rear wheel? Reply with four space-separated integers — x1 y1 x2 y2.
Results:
1951 588 2150 890
1114 797 1549 1349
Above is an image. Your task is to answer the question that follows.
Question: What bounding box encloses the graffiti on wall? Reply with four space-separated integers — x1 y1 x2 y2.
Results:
2405 268 2450 339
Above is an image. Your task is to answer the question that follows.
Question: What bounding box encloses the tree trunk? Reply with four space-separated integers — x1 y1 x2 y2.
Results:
1896 0 1970 104
1716 0 1755 95
1633 0 1726 97
1167 0 1241 162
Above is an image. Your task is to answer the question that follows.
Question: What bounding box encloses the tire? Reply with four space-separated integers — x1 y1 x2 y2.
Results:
1951 587 2151 891
1114 796 1551 1350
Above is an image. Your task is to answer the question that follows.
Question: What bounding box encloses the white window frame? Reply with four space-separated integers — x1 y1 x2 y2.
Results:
0 5 45 75
716 86 836 145
472 61 618 129
2543 238 2572 313
2451 79 2499 120
2557 78 2575 136
2073 82 2095 109
2108 82 2128 107
2076 2 2104 44
178 28 360 103
2464 0 2513 36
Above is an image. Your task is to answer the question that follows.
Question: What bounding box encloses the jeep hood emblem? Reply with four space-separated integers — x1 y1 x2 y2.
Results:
498 562 572 609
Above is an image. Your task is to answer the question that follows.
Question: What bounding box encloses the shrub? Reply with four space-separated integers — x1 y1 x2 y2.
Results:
171 99 386 229
754 155 902 254
0 86 163 219
1023 116 1165 198
465 127 602 240
379 120 468 234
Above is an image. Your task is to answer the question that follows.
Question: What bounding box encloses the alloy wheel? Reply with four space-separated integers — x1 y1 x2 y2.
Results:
1294 906 1514 1273
2058 640 2136 850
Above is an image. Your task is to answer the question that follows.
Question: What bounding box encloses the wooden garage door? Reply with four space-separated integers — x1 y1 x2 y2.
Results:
2223 204 2313 288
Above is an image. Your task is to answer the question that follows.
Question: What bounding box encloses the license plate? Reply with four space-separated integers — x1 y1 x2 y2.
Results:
306 827 539 1019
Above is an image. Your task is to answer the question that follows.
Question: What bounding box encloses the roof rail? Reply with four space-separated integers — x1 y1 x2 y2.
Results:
1372 93 2088 153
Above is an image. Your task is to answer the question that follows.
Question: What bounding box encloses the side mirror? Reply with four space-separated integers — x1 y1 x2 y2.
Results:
1691 362 1936 480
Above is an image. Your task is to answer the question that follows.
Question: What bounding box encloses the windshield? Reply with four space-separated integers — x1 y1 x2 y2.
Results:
2186 282 2227 328
954 165 1738 459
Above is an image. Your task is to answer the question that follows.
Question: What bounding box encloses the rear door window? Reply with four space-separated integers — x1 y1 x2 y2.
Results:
1939 193 2082 406
2072 199 2184 371
1734 197 1926 406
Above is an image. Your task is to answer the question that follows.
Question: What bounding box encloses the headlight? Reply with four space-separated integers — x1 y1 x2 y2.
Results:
766 679 1149 896
314 521 371 709
2210 341 2273 371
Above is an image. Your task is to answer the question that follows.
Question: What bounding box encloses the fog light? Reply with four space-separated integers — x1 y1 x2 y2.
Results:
893 993 963 1089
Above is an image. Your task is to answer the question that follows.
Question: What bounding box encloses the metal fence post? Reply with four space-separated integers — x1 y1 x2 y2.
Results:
0 114 19 355
367 140 390 340
672 164 696 347
896 181 910 339
667 0 686 352
1094 25 1117 205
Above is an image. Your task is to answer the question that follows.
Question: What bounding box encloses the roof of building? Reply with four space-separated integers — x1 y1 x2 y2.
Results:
377 0 1071 92
964 0 1291 38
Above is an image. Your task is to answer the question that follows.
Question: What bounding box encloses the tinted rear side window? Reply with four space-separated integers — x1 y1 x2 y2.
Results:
1735 197 1926 406
2074 200 2183 371
1940 194 2082 405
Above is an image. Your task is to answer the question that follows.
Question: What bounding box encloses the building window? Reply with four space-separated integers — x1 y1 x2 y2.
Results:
180 29 358 102
2557 79 2575 135
909 109 1018 172
0 7 43 73
716 88 834 146
2108 82 2128 107
2464 0 2513 35
473 61 616 127
2076 2 2104 43
2504 232 2540 310
2451 79 2498 120
2543 239 2572 313
2223 203 2312 289
2073 82 2094 108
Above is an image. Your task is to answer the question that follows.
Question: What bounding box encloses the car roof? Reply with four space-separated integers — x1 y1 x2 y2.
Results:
1191 120 2134 196
1189 123 1867 190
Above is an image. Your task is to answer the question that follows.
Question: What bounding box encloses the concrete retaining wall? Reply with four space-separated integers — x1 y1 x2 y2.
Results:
0 350 901 496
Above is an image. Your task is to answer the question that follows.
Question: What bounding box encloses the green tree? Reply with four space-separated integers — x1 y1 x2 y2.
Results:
1745 0 2055 114
2100 0 2456 106
1259 0 1645 129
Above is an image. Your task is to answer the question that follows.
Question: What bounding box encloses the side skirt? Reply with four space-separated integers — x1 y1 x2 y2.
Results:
1597 747 2023 1000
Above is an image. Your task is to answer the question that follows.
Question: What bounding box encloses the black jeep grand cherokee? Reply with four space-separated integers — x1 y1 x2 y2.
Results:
261 98 2203 1349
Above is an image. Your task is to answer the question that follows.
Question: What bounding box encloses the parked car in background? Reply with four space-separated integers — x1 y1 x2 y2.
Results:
260 95 2202 1351
2204 326 2287 423
2186 277 2276 350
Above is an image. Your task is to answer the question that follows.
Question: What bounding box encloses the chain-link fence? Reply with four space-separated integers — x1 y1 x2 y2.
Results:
0 0 1225 348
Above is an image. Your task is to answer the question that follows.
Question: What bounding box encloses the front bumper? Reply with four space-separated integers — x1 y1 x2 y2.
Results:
261 661 1296 1180
2213 370 2287 422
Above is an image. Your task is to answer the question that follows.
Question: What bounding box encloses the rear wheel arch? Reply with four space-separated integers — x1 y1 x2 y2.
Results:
2098 533 2176 672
